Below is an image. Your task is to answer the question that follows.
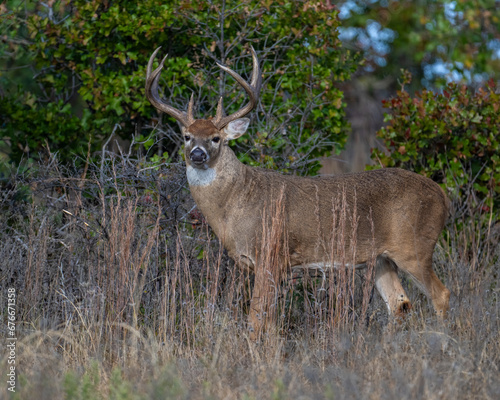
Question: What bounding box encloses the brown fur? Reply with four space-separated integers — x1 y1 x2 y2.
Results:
187 119 218 138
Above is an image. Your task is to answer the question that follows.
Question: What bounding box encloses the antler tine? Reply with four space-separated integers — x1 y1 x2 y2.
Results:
186 93 195 126
248 46 261 88
213 46 262 130
214 97 225 123
145 47 195 128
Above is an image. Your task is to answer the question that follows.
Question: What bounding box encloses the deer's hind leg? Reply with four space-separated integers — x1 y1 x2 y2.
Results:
375 255 412 316
390 252 450 317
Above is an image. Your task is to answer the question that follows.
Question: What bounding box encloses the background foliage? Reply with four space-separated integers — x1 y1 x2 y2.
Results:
338 0 500 88
1 0 356 175
372 73 500 209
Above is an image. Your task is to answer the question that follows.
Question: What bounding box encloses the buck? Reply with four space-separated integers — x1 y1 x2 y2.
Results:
146 47 451 336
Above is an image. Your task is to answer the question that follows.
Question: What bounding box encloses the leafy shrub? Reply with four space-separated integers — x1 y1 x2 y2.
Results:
1 0 357 175
372 72 500 209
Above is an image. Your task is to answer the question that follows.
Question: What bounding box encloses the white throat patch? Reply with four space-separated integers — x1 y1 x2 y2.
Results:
186 165 217 186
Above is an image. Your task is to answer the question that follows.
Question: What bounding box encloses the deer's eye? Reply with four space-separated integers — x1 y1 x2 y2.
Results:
184 135 191 141
212 137 220 143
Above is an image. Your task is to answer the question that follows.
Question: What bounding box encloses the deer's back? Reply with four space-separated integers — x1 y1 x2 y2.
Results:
239 167 449 265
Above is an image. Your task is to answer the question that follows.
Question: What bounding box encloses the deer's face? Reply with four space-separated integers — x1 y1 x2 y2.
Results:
182 118 250 170
182 120 221 170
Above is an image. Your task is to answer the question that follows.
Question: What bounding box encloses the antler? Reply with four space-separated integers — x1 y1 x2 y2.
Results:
145 47 195 128
213 46 262 130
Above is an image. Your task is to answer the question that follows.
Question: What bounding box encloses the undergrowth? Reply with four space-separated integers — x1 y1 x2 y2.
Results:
0 157 499 399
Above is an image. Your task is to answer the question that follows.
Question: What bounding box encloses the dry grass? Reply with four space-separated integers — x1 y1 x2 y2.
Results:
0 159 499 400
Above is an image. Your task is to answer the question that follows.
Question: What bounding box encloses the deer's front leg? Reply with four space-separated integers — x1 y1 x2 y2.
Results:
237 252 284 340
248 265 268 341
234 254 266 340
236 254 268 340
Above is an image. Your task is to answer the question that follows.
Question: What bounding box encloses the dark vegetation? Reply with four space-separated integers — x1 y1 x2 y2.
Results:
1 0 356 175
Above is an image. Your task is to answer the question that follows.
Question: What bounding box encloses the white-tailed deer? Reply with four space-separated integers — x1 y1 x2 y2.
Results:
146 47 450 336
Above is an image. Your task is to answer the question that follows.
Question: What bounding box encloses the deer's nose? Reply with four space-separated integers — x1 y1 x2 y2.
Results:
190 147 208 164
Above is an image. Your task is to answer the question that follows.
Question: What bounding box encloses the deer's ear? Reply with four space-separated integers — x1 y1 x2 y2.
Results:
223 118 250 140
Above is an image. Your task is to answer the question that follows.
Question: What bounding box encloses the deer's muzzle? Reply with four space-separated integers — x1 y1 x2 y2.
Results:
190 147 208 166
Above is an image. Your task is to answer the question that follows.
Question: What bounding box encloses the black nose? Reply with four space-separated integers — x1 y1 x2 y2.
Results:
190 148 207 163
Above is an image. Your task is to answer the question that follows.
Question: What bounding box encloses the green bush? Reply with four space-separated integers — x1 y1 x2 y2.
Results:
1 0 357 175
372 72 500 209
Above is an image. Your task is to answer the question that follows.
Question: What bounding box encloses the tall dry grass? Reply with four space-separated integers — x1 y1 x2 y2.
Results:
0 158 498 399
